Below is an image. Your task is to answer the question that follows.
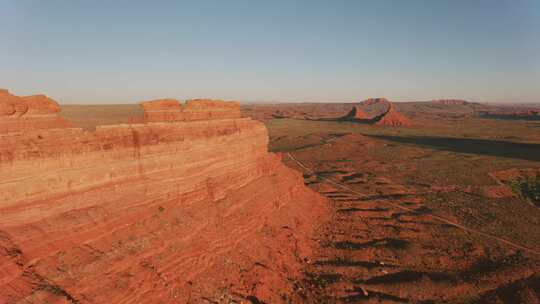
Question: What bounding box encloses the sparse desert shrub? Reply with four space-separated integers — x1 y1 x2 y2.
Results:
510 174 540 205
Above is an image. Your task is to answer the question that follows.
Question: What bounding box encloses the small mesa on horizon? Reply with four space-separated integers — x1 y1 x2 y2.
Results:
341 98 412 127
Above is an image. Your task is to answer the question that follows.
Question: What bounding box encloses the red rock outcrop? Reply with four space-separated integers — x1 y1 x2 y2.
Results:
373 103 412 127
341 100 412 127
0 89 70 133
341 106 369 120
0 89 28 116
142 98 242 122
0 95 327 303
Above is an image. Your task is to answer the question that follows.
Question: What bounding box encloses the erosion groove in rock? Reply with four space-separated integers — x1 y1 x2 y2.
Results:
0 94 328 303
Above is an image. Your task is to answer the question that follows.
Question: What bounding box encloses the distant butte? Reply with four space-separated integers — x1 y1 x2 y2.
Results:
342 105 369 120
342 98 412 127
372 102 412 127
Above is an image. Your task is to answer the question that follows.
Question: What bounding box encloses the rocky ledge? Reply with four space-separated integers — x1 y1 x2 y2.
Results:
0 91 327 303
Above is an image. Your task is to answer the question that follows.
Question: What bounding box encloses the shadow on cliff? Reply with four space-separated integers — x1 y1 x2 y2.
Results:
366 135 540 162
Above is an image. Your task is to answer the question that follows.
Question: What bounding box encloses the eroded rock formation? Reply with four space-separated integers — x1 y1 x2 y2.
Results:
342 99 412 127
0 94 327 303
373 103 412 127
0 89 71 133
142 98 242 122
342 106 369 120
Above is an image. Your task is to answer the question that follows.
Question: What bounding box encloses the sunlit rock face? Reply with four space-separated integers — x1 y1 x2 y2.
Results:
373 103 412 127
342 106 369 120
0 89 70 133
141 98 242 122
0 92 328 303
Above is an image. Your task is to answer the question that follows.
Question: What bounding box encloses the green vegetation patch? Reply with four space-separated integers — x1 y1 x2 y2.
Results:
509 174 540 206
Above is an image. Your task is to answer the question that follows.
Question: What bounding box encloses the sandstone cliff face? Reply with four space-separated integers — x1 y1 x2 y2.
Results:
342 106 369 120
0 89 71 133
373 103 412 127
0 96 327 303
142 98 242 122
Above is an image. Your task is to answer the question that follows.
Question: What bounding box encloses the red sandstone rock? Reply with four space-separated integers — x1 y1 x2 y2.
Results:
0 89 28 116
142 98 241 122
342 106 369 120
373 103 412 127
0 89 71 133
0 94 328 303
140 98 182 111
21 95 61 114
185 98 240 109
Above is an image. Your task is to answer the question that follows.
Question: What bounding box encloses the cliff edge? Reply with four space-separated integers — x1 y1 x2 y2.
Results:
0 89 71 133
0 92 328 303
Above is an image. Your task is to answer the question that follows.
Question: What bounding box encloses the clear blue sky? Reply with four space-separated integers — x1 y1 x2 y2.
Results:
1 0 539 104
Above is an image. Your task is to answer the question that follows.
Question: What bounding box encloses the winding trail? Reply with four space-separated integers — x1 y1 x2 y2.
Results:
286 152 540 257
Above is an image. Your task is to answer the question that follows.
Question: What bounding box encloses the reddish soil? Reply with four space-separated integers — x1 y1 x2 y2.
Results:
245 101 540 303
283 135 540 303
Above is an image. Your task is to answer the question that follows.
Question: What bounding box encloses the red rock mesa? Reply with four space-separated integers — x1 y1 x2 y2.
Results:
342 106 369 120
0 94 327 303
373 103 412 127
0 89 71 133
342 99 411 127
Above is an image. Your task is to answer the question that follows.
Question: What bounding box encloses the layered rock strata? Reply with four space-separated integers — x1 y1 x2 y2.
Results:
0 89 71 133
142 98 242 122
0 96 327 303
